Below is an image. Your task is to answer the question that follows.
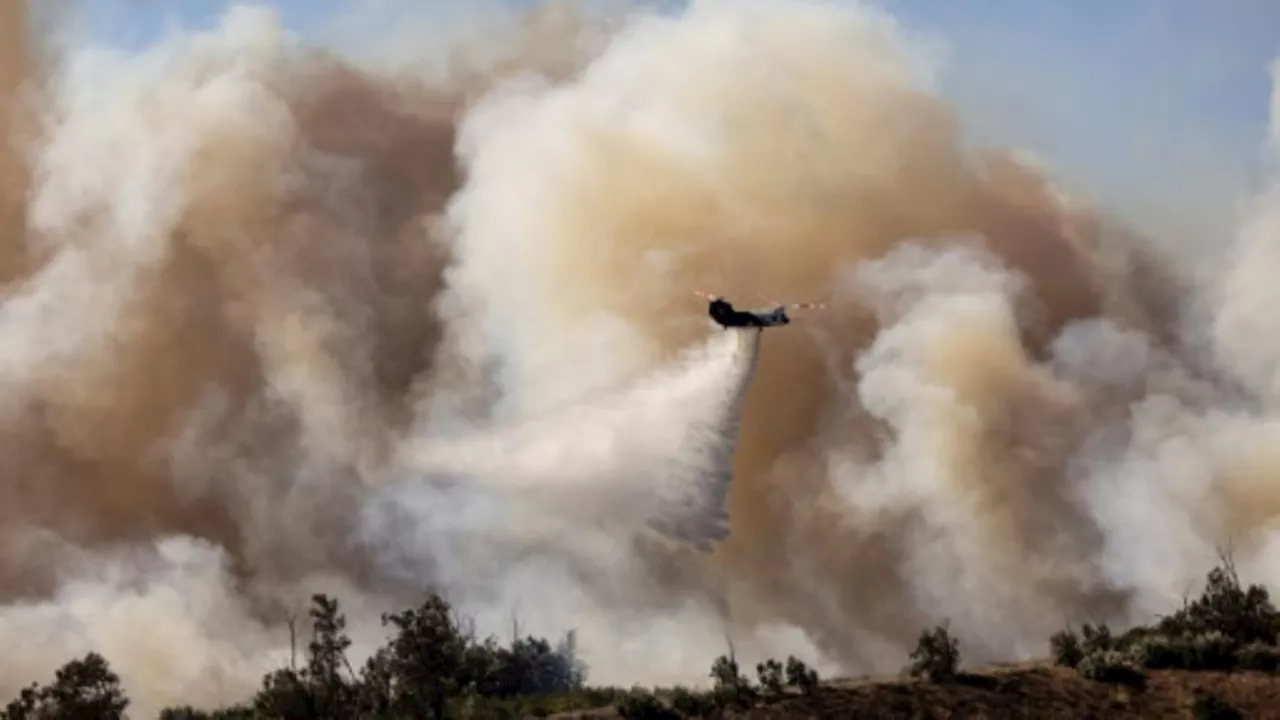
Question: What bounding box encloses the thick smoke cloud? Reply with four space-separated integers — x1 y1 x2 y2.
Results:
0 0 1278 715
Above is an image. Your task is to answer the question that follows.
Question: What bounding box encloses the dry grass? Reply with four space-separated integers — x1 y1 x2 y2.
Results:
553 662 1280 719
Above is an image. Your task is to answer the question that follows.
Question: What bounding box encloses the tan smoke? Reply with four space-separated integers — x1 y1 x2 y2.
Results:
0 0 1276 714
438 0 1196 664
0 0 608 712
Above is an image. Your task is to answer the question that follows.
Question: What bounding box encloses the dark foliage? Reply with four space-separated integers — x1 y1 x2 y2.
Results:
784 656 820 694
669 686 716 717
755 658 785 698
0 652 129 720
1075 649 1145 687
1129 632 1236 671
2 592 595 720
1235 641 1280 672
616 690 680 720
710 652 757 707
1079 623 1114 656
1049 628 1084 668
907 623 960 683
1191 689 1244 720
1157 558 1280 647
1051 556 1280 684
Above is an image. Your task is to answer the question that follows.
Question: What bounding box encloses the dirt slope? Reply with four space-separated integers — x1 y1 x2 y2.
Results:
755 667 1280 719
559 664 1280 719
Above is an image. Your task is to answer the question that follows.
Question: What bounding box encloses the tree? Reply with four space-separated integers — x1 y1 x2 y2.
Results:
306 593 358 718
0 653 129 720
907 624 960 683
380 594 470 719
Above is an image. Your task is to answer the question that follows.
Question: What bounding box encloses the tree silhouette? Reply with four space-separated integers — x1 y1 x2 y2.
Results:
0 652 128 720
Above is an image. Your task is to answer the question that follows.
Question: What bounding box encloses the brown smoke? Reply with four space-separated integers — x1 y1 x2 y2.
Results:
0 3 606 708
435 0 1234 671
0 0 34 283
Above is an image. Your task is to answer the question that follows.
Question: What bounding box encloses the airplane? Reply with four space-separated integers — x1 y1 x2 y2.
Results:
693 291 824 330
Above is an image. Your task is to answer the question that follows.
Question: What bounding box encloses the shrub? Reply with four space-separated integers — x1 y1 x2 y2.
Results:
669 686 716 717
1235 642 1280 673
1 652 129 720
616 690 679 720
1079 623 1114 655
907 624 960 683
784 656 820 694
1128 631 1234 672
710 653 756 707
756 658 785 698
1128 633 1191 670
1050 629 1084 668
1158 558 1280 648
1077 650 1143 686
1190 632 1237 671
1191 689 1243 720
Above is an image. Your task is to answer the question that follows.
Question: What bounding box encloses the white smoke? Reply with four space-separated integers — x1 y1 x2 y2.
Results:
359 327 840 686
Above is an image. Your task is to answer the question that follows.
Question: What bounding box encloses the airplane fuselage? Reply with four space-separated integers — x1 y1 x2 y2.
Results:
707 298 790 329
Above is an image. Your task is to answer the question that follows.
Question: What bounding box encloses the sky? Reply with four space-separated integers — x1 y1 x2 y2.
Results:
68 0 1280 249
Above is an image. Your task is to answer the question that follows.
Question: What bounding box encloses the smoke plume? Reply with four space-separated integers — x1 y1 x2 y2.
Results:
0 0 1278 714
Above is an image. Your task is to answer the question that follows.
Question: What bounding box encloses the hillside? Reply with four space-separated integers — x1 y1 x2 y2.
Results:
560 663 1280 719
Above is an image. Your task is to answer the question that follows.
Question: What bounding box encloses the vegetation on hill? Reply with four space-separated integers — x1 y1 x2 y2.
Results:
2 553 1278 719
1046 554 1280 681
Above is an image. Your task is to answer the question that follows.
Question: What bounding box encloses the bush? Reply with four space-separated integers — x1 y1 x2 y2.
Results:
784 656 820 694
1050 629 1084 668
1191 689 1243 720
1079 623 1115 655
1128 631 1234 672
616 690 679 720
710 653 756 707
1077 650 1144 686
755 658 785 698
157 593 590 720
1158 558 1280 648
1052 556 1280 678
1128 633 1191 670
1236 641 1280 672
1 652 129 720
669 686 716 717
1189 632 1237 671
907 624 960 683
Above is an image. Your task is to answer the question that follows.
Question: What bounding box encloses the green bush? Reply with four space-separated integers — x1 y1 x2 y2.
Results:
784 655 820 694
1128 631 1235 672
1077 649 1143 686
1235 642 1280 673
1128 633 1190 670
0 652 129 720
668 686 716 717
907 624 960 683
756 658 785 698
710 653 757 707
1079 623 1115 655
1050 629 1084 668
616 690 679 720
1157 559 1280 648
